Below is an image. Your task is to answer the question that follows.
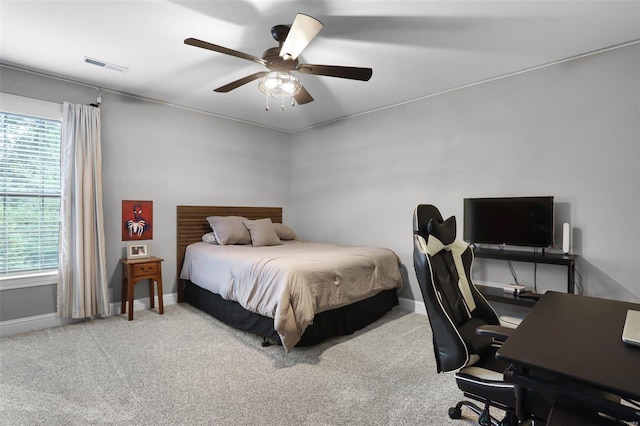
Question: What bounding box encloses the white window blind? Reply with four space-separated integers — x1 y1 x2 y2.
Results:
1 93 62 276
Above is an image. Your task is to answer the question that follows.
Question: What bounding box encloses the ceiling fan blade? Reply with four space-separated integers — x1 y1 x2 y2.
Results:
185 38 266 66
279 14 323 60
294 85 314 105
297 64 373 81
214 71 269 93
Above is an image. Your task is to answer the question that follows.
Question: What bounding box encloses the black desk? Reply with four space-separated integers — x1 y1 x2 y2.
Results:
496 292 640 422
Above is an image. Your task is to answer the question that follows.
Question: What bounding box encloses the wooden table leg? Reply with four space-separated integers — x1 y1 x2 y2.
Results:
121 270 127 315
128 278 135 321
149 279 155 309
157 276 164 315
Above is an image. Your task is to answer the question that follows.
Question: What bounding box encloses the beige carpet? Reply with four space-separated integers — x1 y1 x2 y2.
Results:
0 304 498 425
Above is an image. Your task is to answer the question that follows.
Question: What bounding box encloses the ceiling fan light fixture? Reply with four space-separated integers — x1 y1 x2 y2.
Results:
258 71 301 99
185 13 370 110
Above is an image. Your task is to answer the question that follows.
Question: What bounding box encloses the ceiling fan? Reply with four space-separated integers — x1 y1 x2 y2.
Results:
184 13 373 108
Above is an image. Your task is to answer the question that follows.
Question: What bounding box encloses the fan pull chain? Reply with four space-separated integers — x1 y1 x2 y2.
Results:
264 90 296 112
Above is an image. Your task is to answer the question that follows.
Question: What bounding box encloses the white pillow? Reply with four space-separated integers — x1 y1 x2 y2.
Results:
273 223 297 240
201 232 218 244
243 218 282 247
206 216 251 245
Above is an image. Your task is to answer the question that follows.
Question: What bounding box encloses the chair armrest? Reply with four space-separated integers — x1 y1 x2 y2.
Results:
476 325 514 342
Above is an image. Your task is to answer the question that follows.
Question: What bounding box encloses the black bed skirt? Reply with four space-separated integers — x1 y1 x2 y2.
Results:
183 280 399 347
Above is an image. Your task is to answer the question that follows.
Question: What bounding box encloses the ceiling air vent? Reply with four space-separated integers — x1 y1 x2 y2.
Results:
83 56 128 73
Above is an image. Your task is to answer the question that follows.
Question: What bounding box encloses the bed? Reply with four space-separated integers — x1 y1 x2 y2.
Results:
177 206 402 351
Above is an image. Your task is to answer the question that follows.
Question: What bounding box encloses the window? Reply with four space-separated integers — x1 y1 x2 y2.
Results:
0 93 62 287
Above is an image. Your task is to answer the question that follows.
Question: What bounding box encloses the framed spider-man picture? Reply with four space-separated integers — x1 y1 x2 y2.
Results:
122 200 153 241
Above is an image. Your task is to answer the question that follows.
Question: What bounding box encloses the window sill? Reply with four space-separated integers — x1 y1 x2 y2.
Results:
0 271 58 290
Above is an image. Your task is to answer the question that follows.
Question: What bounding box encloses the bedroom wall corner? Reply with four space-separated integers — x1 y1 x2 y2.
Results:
287 42 640 305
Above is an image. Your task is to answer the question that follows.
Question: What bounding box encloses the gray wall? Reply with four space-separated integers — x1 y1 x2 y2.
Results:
1 42 638 322
288 43 640 303
0 66 291 321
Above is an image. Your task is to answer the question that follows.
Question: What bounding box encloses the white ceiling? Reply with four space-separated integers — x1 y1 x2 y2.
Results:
1 1 639 133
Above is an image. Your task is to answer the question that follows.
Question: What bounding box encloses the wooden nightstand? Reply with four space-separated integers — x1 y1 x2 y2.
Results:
120 256 164 321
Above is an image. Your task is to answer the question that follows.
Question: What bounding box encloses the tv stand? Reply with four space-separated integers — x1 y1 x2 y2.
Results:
473 247 576 306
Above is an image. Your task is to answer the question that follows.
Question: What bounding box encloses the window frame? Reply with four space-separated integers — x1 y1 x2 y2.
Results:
0 92 63 290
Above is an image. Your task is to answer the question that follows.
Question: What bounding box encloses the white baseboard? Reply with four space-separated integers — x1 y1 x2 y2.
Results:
398 296 426 316
0 313 80 337
113 292 178 313
0 293 178 337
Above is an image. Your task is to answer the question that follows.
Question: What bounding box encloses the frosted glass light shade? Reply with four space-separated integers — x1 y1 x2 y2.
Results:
258 71 301 99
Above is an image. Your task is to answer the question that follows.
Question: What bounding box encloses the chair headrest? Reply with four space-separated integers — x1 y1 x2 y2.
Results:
427 216 457 246
413 204 444 237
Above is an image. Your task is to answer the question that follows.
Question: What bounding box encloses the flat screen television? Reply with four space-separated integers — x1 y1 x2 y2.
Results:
463 196 554 248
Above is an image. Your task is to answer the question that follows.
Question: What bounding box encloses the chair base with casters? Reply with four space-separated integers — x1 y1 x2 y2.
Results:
448 400 519 426
452 343 524 426
412 204 549 425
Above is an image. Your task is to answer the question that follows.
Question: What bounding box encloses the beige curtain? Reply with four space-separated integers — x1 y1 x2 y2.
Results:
57 102 110 318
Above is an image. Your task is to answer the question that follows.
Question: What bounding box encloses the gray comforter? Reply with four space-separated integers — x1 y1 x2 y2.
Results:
180 240 402 351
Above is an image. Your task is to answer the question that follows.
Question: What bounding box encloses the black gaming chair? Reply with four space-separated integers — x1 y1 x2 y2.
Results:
412 204 549 426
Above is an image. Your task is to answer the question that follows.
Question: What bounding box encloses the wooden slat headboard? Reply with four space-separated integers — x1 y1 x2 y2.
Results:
176 205 283 302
